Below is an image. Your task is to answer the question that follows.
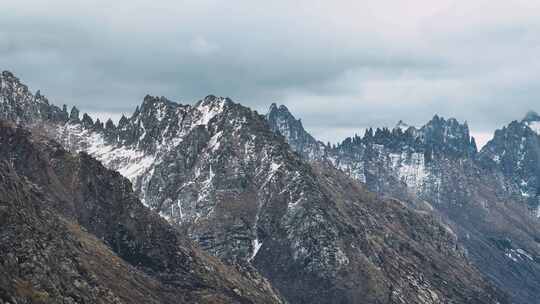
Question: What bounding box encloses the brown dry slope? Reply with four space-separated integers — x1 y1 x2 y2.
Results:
0 121 283 304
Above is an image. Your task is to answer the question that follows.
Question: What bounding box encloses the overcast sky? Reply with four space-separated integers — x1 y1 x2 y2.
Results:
2 0 539 147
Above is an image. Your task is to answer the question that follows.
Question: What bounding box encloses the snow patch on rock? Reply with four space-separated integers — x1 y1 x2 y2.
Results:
249 238 263 261
390 152 427 190
526 121 540 135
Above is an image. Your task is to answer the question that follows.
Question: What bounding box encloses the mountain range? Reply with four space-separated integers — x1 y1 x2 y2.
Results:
1 70 539 303
267 103 540 304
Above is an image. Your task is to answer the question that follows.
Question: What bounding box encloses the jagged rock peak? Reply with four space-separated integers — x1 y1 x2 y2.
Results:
422 114 473 140
267 102 292 115
138 95 178 118
278 104 290 112
93 118 104 131
1 70 70 124
420 114 477 157
1 70 15 78
424 114 467 129
141 94 176 108
521 111 540 136
69 106 80 122
266 103 301 127
118 114 129 127
266 103 296 126
477 113 540 217
1 70 20 85
0 70 47 106
81 112 93 127
1 70 28 93
265 102 327 159
190 95 232 126
105 118 116 129
195 94 232 109
395 119 410 129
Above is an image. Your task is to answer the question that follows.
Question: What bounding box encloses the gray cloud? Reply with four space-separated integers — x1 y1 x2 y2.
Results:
1 0 539 147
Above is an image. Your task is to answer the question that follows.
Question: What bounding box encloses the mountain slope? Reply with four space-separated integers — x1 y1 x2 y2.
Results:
266 103 327 159
267 103 540 304
0 70 510 304
478 111 540 216
0 120 283 304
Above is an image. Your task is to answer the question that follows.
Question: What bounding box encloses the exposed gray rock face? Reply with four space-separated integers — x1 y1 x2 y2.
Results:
0 71 68 124
0 121 284 304
478 112 540 215
0 70 508 304
266 103 540 304
266 103 327 159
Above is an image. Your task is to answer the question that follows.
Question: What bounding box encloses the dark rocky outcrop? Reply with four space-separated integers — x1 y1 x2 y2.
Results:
478 113 540 213
0 121 283 304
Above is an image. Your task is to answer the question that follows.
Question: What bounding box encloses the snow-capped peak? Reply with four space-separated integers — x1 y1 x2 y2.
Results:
526 121 540 135
268 102 278 112
522 111 540 135
192 95 230 126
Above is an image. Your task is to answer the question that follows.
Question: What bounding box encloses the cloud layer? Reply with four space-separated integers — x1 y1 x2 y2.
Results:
2 0 539 146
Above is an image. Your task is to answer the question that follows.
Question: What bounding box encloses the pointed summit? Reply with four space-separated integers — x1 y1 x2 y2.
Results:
395 120 410 130
265 103 326 158
141 95 174 109
81 113 94 128
69 106 80 122
1 70 68 123
268 102 278 113
419 115 476 158
522 111 540 135
194 95 232 112
266 103 295 127
266 103 294 120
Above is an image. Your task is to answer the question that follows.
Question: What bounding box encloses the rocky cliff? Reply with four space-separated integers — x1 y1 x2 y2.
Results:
266 103 540 304
0 120 283 304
